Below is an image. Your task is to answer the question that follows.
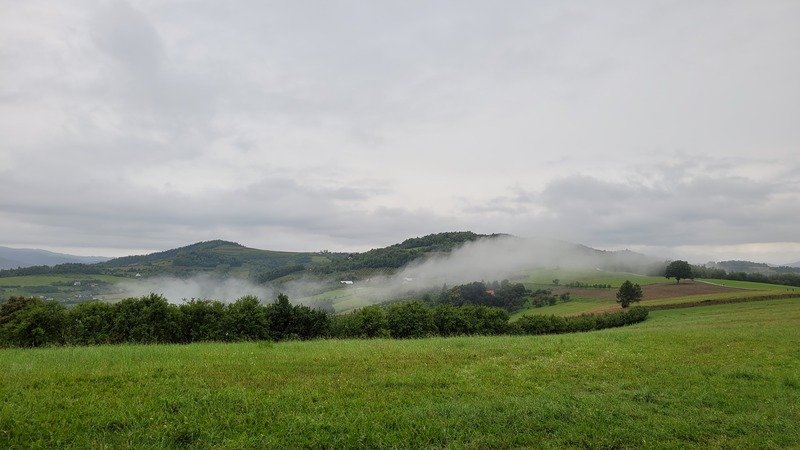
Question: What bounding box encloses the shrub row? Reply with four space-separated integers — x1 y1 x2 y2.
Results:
331 303 511 339
645 293 800 311
0 294 327 347
512 307 648 335
0 295 650 348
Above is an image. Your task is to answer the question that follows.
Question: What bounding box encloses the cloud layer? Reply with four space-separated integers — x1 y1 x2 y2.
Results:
1 1 798 263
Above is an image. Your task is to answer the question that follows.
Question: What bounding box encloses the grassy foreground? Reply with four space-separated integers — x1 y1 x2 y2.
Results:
2 299 800 448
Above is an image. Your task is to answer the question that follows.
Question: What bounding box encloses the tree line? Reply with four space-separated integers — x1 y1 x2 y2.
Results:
0 294 648 348
690 264 800 287
433 280 531 311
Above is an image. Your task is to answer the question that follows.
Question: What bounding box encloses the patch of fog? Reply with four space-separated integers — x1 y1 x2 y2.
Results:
122 236 659 307
344 236 588 303
121 274 276 304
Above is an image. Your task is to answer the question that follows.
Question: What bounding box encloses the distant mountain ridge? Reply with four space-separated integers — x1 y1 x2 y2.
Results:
0 246 110 270
703 260 800 275
1 232 665 281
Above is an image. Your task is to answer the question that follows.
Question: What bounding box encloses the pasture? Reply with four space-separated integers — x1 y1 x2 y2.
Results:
1 298 799 448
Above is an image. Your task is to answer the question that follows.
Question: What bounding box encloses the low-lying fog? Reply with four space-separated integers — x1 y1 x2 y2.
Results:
122 236 658 307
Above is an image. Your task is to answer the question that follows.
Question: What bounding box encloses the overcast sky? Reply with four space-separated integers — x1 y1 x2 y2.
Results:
1 1 799 264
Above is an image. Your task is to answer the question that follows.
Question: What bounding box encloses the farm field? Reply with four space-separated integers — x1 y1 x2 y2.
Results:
0 274 131 304
513 275 799 318
514 269 666 288
1 298 799 448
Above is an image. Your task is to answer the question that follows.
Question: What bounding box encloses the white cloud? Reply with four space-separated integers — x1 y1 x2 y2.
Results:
1 0 798 262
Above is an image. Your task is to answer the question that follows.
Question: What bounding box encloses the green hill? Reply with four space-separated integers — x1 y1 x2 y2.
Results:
98 240 336 280
316 231 499 273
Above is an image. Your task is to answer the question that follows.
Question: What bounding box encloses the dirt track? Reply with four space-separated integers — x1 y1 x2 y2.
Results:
554 281 746 301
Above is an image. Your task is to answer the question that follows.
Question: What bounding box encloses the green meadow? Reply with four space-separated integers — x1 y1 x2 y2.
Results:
2 298 799 448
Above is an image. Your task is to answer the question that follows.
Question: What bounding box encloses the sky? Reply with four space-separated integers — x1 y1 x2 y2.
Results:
1 0 799 264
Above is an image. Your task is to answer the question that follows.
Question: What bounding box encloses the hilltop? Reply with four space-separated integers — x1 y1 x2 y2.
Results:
97 239 333 280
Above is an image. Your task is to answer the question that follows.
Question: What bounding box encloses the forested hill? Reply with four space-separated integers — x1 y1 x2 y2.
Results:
96 240 332 279
702 260 800 276
101 240 250 267
0 232 665 281
314 232 502 273
0 233 496 280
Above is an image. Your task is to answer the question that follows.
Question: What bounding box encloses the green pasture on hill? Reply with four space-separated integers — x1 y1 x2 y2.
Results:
0 274 127 287
510 297 608 319
1 298 799 448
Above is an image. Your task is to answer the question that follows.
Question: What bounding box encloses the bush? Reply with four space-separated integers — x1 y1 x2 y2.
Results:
178 300 227 343
109 294 181 344
386 301 435 338
330 305 388 338
226 295 270 341
515 307 648 335
458 305 509 335
0 297 67 347
66 301 114 345
433 304 469 336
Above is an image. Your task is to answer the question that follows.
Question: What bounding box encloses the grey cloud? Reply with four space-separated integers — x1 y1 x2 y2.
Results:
1 1 799 262
470 167 799 249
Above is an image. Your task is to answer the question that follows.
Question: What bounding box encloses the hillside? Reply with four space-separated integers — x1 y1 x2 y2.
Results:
314 231 499 273
97 240 338 280
1 232 672 305
0 246 109 270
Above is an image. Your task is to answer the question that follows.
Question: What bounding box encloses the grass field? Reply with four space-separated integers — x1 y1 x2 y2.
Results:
0 274 128 287
1 298 799 448
514 269 666 288
697 278 800 291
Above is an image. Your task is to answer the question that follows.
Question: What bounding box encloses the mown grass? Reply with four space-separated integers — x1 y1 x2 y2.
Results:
510 298 607 319
698 278 799 291
2 299 799 448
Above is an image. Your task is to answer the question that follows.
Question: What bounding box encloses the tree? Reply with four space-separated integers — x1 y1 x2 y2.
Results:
665 260 694 284
386 301 435 338
0 297 67 347
616 280 643 308
227 295 270 341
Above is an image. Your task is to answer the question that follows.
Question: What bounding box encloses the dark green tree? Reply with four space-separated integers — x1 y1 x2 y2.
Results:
665 260 694 284
0 297 67 347
67 301 114 345
386 301 435 338
226 295 270 341
178 299 227 343
616 280 643 308
110 294 181 344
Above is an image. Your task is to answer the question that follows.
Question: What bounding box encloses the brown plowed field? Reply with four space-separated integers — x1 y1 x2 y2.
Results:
554 281 746 301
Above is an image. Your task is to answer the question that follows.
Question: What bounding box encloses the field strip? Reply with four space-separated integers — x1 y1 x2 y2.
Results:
645 293 800 311
696 279 738 288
